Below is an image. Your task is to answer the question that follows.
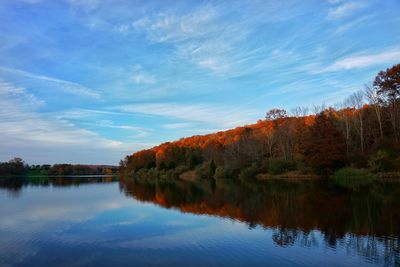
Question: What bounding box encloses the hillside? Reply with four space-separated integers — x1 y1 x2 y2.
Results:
120 64 400 180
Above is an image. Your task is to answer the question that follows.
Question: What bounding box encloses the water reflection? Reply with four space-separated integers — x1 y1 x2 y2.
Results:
119 176 400 266
0 176 399 266
0 176 117 197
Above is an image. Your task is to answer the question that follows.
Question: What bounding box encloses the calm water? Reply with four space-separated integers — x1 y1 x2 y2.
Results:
0 176 399 267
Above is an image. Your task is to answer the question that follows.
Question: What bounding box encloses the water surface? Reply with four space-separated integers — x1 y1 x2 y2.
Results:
0 176 399 266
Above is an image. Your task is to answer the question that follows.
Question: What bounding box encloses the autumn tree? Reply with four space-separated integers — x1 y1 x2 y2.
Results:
128 149 156 172
303 113 346 173
374 63 400 102
373 63 400 141
275 118 295 160
257 121 276 158
266 109 298 160
203 139 224 164
119 64 400 178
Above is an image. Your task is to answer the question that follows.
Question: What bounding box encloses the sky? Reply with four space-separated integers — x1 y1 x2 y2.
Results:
0 0 399 165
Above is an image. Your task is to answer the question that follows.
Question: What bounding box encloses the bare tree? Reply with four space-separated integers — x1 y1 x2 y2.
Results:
336 102 352 156
364 84 383 139
291 106 309 117
312 103 326 114
346 91 365 154
265 130 276 158
266 109 287 121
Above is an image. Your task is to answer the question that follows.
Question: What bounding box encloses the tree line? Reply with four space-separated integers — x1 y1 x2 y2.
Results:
120 64 400 180
0 158 118 177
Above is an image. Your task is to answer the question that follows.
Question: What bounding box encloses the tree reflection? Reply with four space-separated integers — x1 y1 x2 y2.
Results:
119 175 400 265
0 176 117 194
272 228 298 247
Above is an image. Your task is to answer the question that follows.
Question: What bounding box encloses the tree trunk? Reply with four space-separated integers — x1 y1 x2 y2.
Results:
359 113 364 154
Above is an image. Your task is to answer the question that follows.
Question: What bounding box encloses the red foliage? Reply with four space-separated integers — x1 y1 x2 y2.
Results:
303 113 346 172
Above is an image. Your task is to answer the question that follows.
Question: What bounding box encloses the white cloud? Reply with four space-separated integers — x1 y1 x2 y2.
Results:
132 7 218 43
114 24 130 35
334 14 373 33
0 107 121 148
0 82 126 164
54 108 122 119
53 107 152 139
93 2 296 78
89 120 151 138
0 80 44 108
198 58 230 73
327 1 366 19
131 73 156 84
115 102 258 128
55 108 154 139
131 6 250 76
131 67 156 85
323 49 400 72
0 184 137 265
53 108 154 140
163 123 194 129
132 73 155 84
0 66 101 99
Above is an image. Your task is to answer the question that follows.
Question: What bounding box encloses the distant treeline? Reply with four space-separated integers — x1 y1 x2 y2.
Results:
120 64 400 180
0 158 118 177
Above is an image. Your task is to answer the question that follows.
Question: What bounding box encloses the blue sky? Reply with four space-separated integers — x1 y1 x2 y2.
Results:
0 0 399 165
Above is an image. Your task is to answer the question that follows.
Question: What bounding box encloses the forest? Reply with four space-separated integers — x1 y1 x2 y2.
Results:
120 64 400 182
0 157 118 177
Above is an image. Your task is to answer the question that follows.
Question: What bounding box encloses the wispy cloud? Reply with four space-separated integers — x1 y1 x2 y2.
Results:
130 65 156 84
163 122 195 130
115 102 258 128
53 108 153 139
0 81 127 164
0 107 121 149
198 58 230 74
1 0 399 164
334 14 374 33
0 80 44 108
86 120 151 138
132 6 218 43
0 67 101 99
54 108 122 119
323 48 400 72
131 5 253 76
327 1 366 19
162 122 219 134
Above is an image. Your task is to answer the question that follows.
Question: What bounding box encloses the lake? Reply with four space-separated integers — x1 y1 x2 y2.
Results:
0 176 399 267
